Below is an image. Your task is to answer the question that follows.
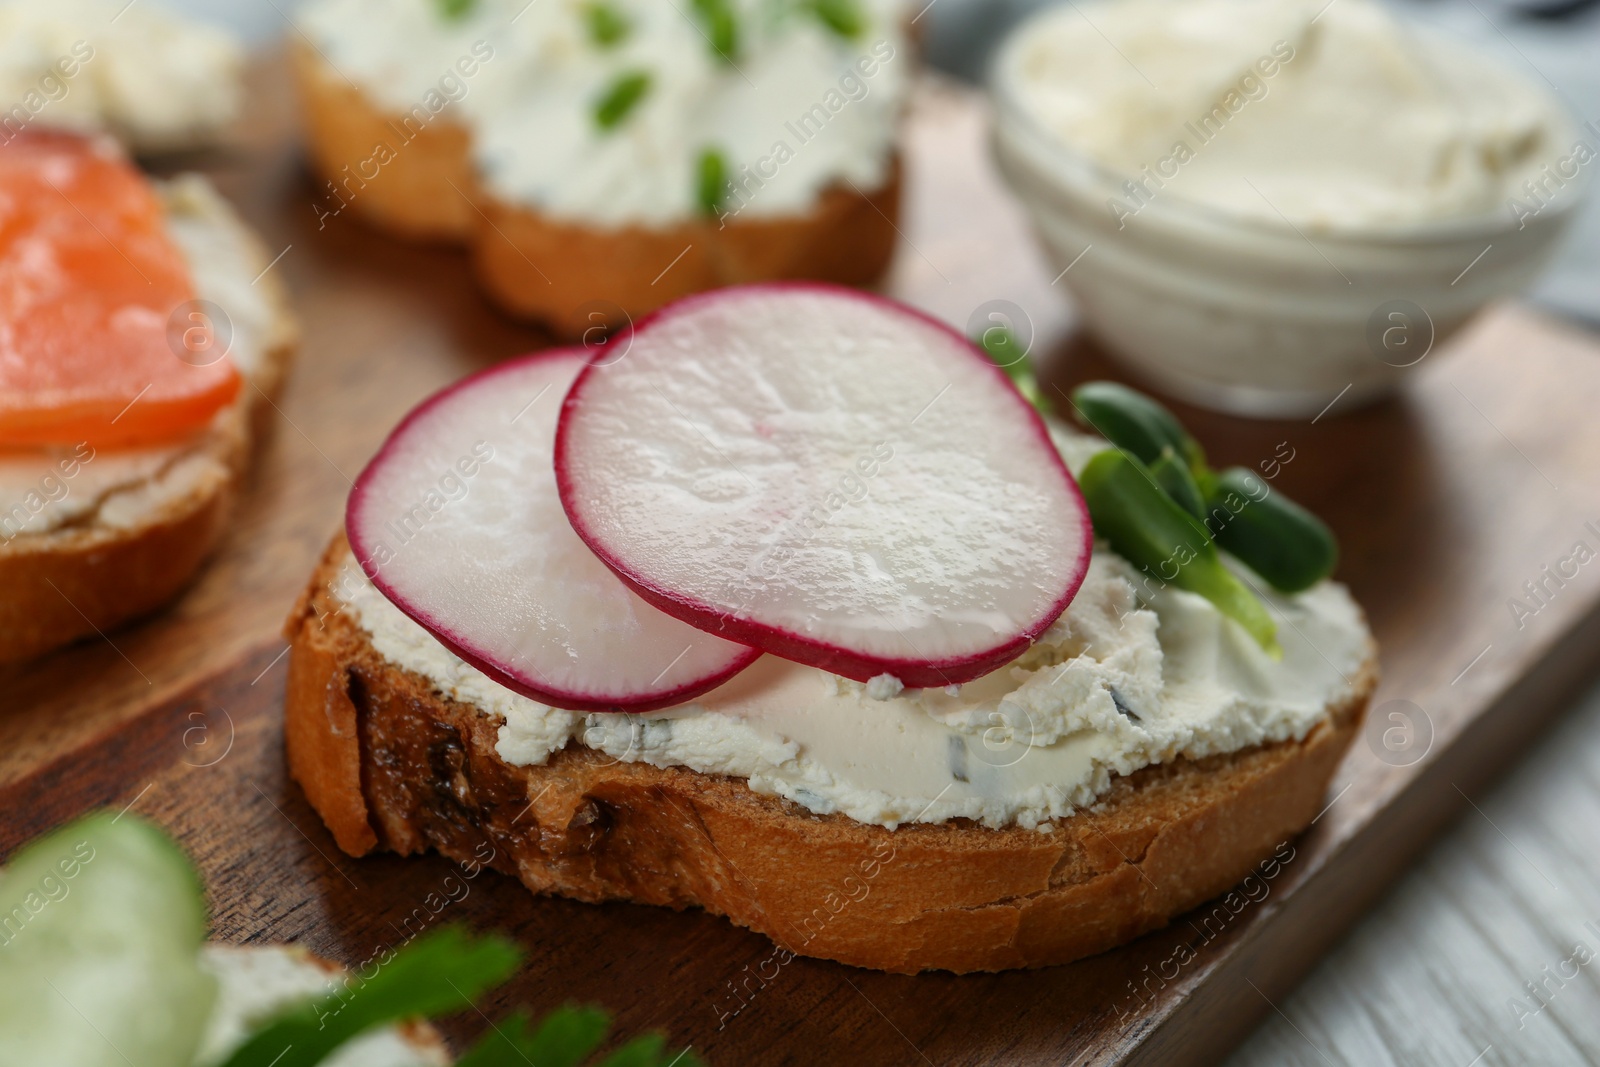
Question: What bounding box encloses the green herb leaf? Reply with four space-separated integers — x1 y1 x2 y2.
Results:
598 1032 705 1067
976 324 1047 414
583 3 631 47
1069 381 1204 473
457 1005 704 1067
458 1006 611 1067
594 70 652 130
436 0 477 20
692 0 740 62
218 926 522 1067
1079 448 1281 657
1205 467 1338 594
1149 447 1206 518
807 0 865 38
697 148 730 216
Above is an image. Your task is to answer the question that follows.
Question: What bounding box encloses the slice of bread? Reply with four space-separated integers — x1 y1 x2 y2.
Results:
199 943 450 1066
471 159 901 335
290 46 902 336
285 535 1377 974
0 176 298 664
292 42 478 243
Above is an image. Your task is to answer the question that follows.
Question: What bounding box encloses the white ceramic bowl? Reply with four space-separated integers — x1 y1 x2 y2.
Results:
988 24 1589 419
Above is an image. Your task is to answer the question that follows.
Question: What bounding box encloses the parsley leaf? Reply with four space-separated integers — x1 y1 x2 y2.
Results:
217 926 521 1067
436 0 477 19
457 1005 705 1067
457 1006 609 1067
594 70 653 130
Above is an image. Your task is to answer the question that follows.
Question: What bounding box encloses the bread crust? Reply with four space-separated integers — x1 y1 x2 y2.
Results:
285 535 1377 974
292 42 478 243
0 188 298 665
470 161 902 335
291 48 901 336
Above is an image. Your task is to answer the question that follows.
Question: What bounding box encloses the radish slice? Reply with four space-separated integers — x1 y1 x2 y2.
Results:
347 350 760 712
555 284 1092 687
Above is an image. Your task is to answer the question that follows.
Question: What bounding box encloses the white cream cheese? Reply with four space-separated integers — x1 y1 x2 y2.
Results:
195 945 447 1067
298 0 909 227
0 0 242 153
333 428 1371 832
0 174 274 540
1000 0 1570 229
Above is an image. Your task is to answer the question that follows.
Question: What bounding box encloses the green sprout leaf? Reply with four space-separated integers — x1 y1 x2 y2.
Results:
583 3 631 47
807 0 865 38
692 0 740 62
697 148 730 216
436 0 476 20
1079 448 1281 658
976 324 1047 415
218 926 521 1067
594 70 652 131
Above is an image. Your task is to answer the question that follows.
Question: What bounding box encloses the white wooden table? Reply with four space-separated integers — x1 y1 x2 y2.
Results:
1227 677 1600 1067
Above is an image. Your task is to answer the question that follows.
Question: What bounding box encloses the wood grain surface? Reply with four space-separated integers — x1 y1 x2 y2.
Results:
4 57 1600 1066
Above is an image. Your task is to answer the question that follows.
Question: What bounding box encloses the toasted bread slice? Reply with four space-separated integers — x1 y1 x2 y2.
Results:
290 46 902 336
471 160 901 335
292 42 478 243
0 176 298 664
199 943 450 1066
284 535 1376 974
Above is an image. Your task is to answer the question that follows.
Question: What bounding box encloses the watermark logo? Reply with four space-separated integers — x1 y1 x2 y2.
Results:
181 706 235 768
1364 698 1433 767
966 298 1034 366
167 299 233 367
571 299 633 368
1365 299 1434 368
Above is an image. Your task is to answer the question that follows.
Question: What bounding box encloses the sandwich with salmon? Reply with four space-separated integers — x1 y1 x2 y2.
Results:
0 132 295 664
283 284 1376 974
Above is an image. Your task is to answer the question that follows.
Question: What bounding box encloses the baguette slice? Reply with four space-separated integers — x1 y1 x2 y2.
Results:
292 41 478 243
290 46 902 336
0 177 298 664
285 535 1377 974
199 943 450 1066
471 162 901 336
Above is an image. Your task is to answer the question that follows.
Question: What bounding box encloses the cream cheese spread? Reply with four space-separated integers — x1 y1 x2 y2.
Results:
0 174 274 540
195 945 445 1067
298 0 909 227
0 0 242 153
333 428 1371 832
1000 0 1571 229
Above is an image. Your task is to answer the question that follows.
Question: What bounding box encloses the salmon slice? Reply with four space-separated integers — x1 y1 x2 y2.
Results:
0 131 240 449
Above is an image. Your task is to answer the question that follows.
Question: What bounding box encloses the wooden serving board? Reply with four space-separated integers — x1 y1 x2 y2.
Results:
5 55 1600 1067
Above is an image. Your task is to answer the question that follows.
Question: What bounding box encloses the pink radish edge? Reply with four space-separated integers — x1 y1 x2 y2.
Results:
345 346 762 714
554 282 1094 690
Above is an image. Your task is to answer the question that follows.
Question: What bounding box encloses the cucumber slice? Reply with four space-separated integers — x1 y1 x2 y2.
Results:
0 813 216 1067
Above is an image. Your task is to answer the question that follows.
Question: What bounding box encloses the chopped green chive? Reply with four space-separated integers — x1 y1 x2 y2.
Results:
436 0 476 19
692 0 740 62
593 70 652 130
583 2 631 47
808 0 865 38
697 148 730 216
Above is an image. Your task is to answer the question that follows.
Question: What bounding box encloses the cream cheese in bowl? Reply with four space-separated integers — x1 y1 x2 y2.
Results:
991 0 1587 416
